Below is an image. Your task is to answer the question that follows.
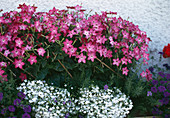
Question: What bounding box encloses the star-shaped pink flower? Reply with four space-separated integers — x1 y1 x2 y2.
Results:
86 42 95 52
67 30 76 38
37 47 46 56
112 58 121 66
77 53 86 63
88 52 96 62
28 55 37 65
140 71 147 78
63 39 73 48
15 38 23 48
122 67 129 75
13 59 25 69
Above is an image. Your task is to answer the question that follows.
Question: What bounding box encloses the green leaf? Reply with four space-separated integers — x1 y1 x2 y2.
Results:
25 64 40 76
95 65 104 73
63 62 73 70
85 68 92 79
37 68 49 80
48 73 61 87
55 62 64 72
41 60 47 68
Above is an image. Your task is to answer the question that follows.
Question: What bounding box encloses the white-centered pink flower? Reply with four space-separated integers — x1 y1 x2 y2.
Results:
37 47 46 56
122 67 129 76
15 38 23 48
28 55 37 65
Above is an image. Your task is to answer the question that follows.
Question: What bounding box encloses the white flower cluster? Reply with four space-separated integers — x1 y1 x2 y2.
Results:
17 80 76 118
78 85 133 118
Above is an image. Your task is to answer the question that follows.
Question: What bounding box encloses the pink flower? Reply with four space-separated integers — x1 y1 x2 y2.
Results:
140 71 147 78
122 30 129 39
87 52 96 62
102 36 107 44
62 46 69 53
79 44 87 52
11 48 21 57
67 30 76 38
28 55 37 65
63 39 73 48
143 53 149 61
68 47 77 57
146 73 152 81
0 69 5 76
135 36 143 44
37 47 46 56
122 67 129 75
86 42 95 52
121 57 128 65
0 62 7 68
143 59 148 65
4 50 10 57
83 30 90 39
19 24 27 30
122 48 129 55
24 45 32 51
19 73 27 81
134 47 140 54
77 53 86 63
112 58 121 66
75 5 82 11
0 36 8 45
15 38 23 48
135 55 141 60
13 59 25 69
96 36 103 44
97 46 103 57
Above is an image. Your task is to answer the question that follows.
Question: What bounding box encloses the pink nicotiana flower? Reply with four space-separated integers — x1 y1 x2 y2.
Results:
121 57 128 65
122 30 129 39
135 36 143 44
143 53 149 61
122 67 129 75
83 30 90 39
0 36 8 45
0 62 7 68
113 58 121 66
24 45 32 51
4 50 10 57
87 52 96 62
37 47 46 56
97 46 103 57
140 71 147 78
77 53 86 63
15 38 23 48
0 69 5 76
68 47 77 57
67 30 76 38
143 59 148 65
86 42 95 52
11 48 21 57
79 44 87 52
28 55 37 65
13 59 25 69
63 39 73 48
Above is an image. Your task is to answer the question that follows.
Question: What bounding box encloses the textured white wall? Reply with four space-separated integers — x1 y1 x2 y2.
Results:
0 0 170 69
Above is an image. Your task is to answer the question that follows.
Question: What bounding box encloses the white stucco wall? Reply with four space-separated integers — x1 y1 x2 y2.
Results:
0 0 170 70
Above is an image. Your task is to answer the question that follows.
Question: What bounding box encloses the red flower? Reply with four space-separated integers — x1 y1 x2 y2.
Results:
19 73 27 81
163 43 170 58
